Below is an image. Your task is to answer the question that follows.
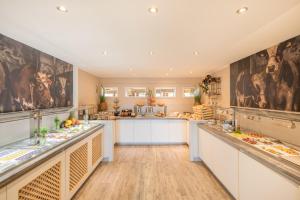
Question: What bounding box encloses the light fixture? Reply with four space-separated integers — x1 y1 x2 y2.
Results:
193 51 199 56
236 6 248 14
102 50 108 56
149 51 154 55
56 5 68 12
148 7 158 14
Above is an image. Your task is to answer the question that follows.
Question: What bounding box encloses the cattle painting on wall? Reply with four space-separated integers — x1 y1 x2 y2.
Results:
0 33 73 113
230 35 300 112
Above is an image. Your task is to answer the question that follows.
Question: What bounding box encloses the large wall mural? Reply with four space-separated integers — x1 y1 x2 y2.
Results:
230 35 300 112
0 33 73 113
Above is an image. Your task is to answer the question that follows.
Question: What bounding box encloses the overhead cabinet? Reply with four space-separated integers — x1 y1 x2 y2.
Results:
116 119 187 144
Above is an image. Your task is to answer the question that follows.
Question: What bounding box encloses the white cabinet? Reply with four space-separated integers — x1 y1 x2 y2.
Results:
96 120 115 161
168 120 186 143
7 152 66 200
198 128 239 199
116 120 134 144
116 119 187 144
0 187 6 200
134 120 151 144
151 120 169 143
66 137 90 199
239 152 300 200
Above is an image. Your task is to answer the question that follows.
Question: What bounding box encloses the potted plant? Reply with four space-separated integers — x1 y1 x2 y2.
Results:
98 85 108 111
194 86 201 105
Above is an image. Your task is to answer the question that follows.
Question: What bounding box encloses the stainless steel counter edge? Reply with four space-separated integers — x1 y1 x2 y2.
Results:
0 123 104 188
198 124 300 186
98 117 207 122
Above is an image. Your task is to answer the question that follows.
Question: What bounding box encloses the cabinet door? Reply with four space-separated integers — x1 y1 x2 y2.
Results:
239 152 300 200
66 138 89 199
134 120 151 144
0 187 6 200
7 152 66 200
198 128 213 167
90 129 103 170
168 120 186 143
117 120 134 144
151 120 169 143
209 132 239 198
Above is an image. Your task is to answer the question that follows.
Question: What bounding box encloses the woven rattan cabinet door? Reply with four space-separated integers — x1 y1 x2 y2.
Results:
65 138 89 199
0 187 6 200
90 129 104 170
6 152 66 200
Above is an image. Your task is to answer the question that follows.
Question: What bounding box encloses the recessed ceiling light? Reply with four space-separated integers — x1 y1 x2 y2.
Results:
236 6 248 14
56 5 68 12
102 50 108 56
148 7 158 14
193 51 199 56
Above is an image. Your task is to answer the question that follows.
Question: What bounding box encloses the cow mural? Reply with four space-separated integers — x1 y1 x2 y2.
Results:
0 33 73 113
230 35 300 112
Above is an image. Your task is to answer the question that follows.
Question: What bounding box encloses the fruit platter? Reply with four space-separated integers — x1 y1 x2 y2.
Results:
227 130 300 166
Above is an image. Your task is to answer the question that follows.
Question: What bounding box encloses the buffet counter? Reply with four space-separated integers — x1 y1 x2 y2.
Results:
198 124 300 199
0 122 104 199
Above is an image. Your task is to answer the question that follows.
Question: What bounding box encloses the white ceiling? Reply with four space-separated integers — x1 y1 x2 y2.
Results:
0 0 300 78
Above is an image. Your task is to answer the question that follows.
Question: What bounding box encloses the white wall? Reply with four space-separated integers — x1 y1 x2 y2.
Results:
100 77 201 114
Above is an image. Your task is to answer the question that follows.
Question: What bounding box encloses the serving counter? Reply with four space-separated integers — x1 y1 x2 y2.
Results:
0 122 104 200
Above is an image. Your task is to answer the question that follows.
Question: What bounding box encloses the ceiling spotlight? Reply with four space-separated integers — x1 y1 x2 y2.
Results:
148 7 158 14
236 6 248 14
56 5 68 12
193 51 199 56
102 50 108 56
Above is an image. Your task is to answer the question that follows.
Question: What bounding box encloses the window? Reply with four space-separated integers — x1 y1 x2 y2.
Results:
183 87 195 98
155 87 176 98
104 87 118 97
125 87 147 97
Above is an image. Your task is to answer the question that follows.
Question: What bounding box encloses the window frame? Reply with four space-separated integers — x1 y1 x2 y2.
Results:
154 87 177 98
182 87 196 98
124 87 147 98
103 87 119 98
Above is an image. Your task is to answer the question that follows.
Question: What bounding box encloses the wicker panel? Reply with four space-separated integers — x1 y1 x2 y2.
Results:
69 143 88 192
92 134 102 165
18 162 61 200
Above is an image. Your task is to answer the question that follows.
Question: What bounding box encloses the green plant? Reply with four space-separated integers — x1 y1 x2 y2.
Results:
193 86 201 105
54 116 60 130
99 84 106 103
40 127 48 137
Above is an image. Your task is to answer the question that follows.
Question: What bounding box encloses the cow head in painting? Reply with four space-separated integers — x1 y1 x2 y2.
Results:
34 72 54 108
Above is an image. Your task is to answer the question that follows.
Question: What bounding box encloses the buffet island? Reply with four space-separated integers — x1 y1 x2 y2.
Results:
196 124 300 200
0 121 104 200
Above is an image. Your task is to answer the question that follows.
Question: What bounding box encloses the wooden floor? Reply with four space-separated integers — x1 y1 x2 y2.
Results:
73 145 232 200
